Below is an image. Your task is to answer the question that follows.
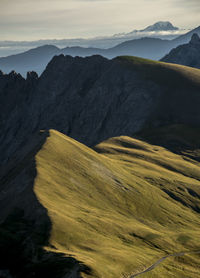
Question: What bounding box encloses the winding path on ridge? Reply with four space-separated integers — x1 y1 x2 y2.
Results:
129 250 200 277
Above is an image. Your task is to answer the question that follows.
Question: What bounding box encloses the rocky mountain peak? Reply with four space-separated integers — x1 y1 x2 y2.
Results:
9 70 19 76
161 32 200 69
26 71 39 81
190 33 200 45
41 54 109 80
7 70 24 82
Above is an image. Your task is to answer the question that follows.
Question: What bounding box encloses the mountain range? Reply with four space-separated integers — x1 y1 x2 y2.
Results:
1 55 200 277
0 21 187 57
1 54 200 167
0 25 200 77
161 33 200 69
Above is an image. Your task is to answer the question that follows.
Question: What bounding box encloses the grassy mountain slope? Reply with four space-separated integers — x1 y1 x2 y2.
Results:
2 127 200 277
116 56 200 85
1 56 200 277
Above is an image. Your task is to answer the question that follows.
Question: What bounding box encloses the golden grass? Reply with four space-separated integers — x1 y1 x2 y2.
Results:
32 129 200 277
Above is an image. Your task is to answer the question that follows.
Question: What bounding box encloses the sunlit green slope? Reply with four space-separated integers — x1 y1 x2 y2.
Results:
32 128 200 278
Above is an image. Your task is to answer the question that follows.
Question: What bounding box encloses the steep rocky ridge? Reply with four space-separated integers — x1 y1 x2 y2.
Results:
161 33 200 68
1 55 200 169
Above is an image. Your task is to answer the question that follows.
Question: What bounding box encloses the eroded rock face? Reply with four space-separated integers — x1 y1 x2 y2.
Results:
161 33 200 69
1 55 200 167
190 33 200 45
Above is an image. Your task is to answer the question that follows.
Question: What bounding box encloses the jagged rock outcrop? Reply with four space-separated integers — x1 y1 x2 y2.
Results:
1 55 200 168
190 33 200 45
161 33 200 69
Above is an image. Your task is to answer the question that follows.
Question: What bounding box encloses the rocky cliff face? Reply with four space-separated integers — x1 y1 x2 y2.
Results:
161 33 200 69
1 55 200 168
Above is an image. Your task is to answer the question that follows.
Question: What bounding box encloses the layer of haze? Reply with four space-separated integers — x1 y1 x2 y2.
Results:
0 0 199 40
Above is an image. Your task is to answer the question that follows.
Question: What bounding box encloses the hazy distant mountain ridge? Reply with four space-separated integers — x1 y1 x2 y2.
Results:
0 25 199 77
0 21 187 57
161 33 200 69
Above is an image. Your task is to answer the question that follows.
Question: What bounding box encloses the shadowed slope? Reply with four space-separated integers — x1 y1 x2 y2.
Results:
137 124 200 160
2 128 200 277
1 55 200 170
0 131 89 278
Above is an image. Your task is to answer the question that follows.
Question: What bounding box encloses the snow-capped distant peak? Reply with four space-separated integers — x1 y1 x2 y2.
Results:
111 21 185 41
142 21 179 32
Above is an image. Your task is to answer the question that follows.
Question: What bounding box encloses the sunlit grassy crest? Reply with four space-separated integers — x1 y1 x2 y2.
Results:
34 128 200 277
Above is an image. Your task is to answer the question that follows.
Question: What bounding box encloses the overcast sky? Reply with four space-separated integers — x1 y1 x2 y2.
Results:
0 0 199 40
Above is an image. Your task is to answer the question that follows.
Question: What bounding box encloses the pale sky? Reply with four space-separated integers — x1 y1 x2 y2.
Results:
0 0 199 40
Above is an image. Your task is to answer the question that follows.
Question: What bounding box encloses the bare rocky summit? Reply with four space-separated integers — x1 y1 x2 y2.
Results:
161 33 200 69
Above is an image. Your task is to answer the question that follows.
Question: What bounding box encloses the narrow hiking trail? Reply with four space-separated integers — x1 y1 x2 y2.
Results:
129 250 200 277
